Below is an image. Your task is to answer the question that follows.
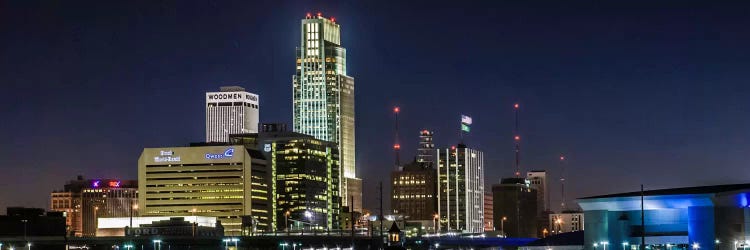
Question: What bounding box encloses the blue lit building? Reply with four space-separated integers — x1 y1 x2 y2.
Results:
578 184 750 250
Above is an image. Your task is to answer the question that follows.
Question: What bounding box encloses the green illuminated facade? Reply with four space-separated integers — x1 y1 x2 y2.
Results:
230 124 341 231
292 14 358 211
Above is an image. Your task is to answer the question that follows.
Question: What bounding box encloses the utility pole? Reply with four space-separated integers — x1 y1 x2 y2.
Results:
379 181 384 242
641 185 646 250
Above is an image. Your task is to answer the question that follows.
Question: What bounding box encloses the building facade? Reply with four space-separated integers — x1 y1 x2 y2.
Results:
578 184 750 250
229 127 342 231
391 161 437 221
484 191 494 231
436 144 485 233
527 170 548 213
206 86 259 142
416 130 435 167
549 211 584 234
138 145 270 235
492 178 538 238
293 13 358 211
50 176 137 237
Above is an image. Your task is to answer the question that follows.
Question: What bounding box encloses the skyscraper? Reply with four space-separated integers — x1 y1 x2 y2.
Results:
228 124 342 231
436 144 485 233
206 86 259 142
293 13 359 211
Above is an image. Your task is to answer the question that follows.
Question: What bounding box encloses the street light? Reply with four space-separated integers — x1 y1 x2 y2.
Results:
284 211 291 233
666 243 672 250
433 214 439 234
601 241 609 250
692 243 700 250
223 239 230 250
280 242 288 250
622 242 629 250
26 243 30 250
501 216 507 237
594 242 599 250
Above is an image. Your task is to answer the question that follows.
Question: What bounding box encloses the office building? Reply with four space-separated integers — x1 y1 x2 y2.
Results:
484 191 494 231
391 161 437 221
549 211 584 234
50 176 137 237
206 86 259 142
436 144 485 233
416 130 435 167
138 145 270 235
492 177 538 238
578 183 750 250
527 170 548 213
293 13 359 210
229 125 342 231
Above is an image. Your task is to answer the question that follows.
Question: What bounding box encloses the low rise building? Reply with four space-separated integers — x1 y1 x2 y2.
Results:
578 183 750 250
138 145 270 235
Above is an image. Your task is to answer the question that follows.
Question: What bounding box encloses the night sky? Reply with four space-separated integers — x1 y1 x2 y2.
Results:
2 1 750 213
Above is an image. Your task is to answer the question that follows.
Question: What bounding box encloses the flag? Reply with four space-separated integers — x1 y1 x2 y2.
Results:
461 123 471 132
461 115 472 125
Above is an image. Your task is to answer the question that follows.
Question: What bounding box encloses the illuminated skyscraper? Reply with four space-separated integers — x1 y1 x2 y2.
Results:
436 144 485 233
206 86 259 142
293 13 359 211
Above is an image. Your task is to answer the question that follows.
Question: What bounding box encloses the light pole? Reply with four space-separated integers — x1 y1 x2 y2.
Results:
284 211 290 234
26 243 30 250
693 243 700 250
666 243 672 250
280 242 288 250
501 217 507 237
21 219 28 246
433 214 439 234
191 208 197 238
223 239 229 250
622 242 629 250
601 241 609 250
93 206 99 234
594 242 599 250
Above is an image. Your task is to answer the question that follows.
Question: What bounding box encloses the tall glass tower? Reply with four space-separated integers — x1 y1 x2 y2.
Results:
293 13 359 211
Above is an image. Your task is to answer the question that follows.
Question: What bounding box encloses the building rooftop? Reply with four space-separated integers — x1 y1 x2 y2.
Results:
580 183 750 199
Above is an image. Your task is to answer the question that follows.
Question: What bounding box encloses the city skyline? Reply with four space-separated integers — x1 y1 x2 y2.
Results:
2 1 750 214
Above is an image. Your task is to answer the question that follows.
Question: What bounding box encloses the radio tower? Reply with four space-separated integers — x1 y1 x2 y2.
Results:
560 154 567 211
393 106 401 169
514 103 521 177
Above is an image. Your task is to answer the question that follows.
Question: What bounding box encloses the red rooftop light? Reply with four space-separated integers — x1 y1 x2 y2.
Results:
331 17 335 22
306 13 311 18
393 107 400 113
317 12 322 17
393 144 401 150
